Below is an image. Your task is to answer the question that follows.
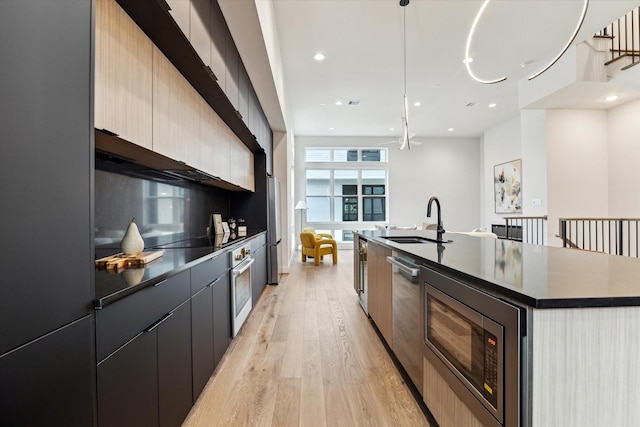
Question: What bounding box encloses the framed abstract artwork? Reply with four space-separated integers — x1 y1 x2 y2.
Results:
494 159 522 213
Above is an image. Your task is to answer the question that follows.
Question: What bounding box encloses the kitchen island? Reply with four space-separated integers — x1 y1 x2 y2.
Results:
354 229 640 427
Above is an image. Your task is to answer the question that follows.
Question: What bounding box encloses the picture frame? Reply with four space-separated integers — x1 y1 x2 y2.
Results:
494 159 522 213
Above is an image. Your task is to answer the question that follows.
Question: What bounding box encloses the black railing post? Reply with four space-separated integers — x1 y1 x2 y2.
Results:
561 219 567 248
618 220 624 255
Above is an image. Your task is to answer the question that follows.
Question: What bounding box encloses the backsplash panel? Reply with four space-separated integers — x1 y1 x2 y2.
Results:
95 167 229 250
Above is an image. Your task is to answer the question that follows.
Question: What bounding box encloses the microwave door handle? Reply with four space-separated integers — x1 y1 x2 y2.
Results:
233 257 255 276
386 256 420 277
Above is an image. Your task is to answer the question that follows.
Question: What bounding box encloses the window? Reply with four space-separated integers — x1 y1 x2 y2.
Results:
305 147 387 163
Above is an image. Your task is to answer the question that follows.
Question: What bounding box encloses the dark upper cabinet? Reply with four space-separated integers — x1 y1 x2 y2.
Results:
210 1 227 90
225 28 239 111
0 0 93 356
97 328 159 427
0 316 94 427
158 300 193 427
238 63 250 124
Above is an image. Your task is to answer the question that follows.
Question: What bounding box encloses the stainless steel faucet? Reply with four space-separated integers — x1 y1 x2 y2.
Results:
426 196 445 236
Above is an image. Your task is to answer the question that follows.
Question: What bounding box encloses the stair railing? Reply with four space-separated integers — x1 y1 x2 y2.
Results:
559 217 640 257
503 216 547 245
595 7 640 69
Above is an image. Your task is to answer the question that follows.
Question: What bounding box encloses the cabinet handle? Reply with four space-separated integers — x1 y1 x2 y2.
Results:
153 279 168 288
232 258 254 276
144 312 174 333
207 276 222 287
386 256 420 277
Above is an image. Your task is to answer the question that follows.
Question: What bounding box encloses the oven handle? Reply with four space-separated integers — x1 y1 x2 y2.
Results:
232 257 255 276
386 256 420 277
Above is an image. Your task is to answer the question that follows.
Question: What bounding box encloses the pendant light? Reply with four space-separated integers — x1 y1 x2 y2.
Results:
400 0 411 150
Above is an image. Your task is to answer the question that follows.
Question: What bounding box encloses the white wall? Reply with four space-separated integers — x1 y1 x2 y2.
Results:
481 116 523 228
521 110 547 218
295 135 481 235
546 110 609 245
608 98 640 216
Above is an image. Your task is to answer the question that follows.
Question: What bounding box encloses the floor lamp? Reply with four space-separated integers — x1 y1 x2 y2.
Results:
294 200 308 246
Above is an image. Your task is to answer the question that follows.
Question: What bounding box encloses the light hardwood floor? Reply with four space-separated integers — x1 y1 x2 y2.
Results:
183 249 432 426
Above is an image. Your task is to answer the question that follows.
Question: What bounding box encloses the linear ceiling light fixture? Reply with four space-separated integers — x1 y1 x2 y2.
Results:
528 0 589 80
465 0 506 85
466 0 589 84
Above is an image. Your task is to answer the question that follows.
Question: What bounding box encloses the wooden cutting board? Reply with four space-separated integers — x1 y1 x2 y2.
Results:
95 250 164 270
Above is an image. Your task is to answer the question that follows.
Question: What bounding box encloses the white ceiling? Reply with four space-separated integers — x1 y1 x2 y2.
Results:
225 0 640 139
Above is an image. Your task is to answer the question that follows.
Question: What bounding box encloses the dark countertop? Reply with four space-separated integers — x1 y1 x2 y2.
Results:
356 229 640 309
95 231 265 308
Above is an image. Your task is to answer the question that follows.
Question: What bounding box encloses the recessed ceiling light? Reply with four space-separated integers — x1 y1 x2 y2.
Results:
320 103 327 106
413 102 421 107
447 128 455 132
313 52 326 61
329 127 335 130
488 103 497 108
605 95 619 102
463 57 474 64
335 101 343 106
389 127 395 131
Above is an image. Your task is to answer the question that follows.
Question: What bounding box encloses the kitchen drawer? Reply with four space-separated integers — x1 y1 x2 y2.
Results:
96 270 190 361
250 233 266 251
191 253 228 295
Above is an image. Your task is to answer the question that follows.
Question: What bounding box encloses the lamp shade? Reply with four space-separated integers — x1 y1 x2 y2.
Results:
295 200 308 210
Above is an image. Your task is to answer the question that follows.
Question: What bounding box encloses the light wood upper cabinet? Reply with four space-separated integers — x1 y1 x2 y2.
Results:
199 98 230 183
209 2 227 89
95 0 153 149
229 137 254 192
152 46 200 168
368 242 392 344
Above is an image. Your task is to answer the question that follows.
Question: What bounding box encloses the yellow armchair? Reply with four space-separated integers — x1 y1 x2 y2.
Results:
302 227 334 240
300 231 338 266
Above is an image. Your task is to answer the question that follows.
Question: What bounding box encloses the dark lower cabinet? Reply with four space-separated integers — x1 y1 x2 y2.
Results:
158 300 193 427
0 316 94 427
97 327 159 427
212 271 231 366
191 271 231 399
97 298 192 427
191 284 215 399
252 243 268 304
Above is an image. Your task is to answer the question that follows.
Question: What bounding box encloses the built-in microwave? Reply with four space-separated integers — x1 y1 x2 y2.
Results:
422 267 523 427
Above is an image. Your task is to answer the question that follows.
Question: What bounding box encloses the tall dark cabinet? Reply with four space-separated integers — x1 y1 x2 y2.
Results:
0 1 95 425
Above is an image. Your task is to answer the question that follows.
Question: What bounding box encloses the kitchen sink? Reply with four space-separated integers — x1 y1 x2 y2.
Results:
382 236 451 244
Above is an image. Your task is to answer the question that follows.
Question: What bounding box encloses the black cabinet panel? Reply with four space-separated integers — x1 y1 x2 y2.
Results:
96 270 190 361
191 285 215 399
0 0 93 356
191 253 228 295
252 245 268 305
0 316 94 427
225 28 239 110
97 330 159 427
158 300 192 427
210 0 227 89
238 64 249 124
212 271 231 366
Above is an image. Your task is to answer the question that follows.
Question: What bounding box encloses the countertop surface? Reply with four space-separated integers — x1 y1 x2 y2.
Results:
356 229 640 309
95 231 265 308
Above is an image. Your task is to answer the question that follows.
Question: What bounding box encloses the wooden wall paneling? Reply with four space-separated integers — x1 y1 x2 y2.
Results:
367 243 392 345
198 96 216 176
189 0 211 68
95 0 153 149
153 46 200 168
166 0 190 39
210 1 227 90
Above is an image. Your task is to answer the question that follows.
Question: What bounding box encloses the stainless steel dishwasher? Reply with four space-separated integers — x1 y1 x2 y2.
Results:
387 252 423 395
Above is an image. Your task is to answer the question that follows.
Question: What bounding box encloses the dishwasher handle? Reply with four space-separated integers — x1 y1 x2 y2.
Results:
386 256 420 277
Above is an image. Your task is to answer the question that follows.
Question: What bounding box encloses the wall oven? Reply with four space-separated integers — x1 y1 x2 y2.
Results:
230 244 254 337
422 267 523 427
